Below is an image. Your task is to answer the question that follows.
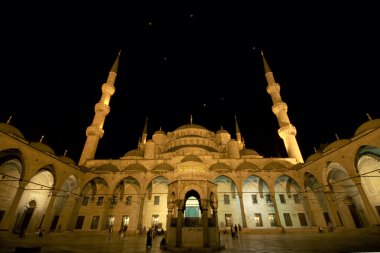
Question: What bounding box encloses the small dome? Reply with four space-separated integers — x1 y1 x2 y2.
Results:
176 124 207 130
123 149 144 157
305 152 323 163
30 142 55 155
354 119 380 136
181 155 203 163
240 148 260 156
153 130 166 135
322 139 351 152
0 123 25 139
216 129 229 134
79 165 91 172
59 156 76 165
93 164 119 172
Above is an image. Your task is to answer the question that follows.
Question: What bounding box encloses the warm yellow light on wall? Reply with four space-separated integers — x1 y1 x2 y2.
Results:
177 165 205 172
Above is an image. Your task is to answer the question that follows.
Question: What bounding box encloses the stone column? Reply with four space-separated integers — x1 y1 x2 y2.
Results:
101 195 113 230
201 201 209 247
66 195 82 231
41 190 58 231
238 194 247 227
213 208 219 228
166 208 173 230
324 190 342 227
213 208 220 245
0 181 28 231
355 181 379 225
176 200 183 247
137 197 145 230
302 195 316 226
270 193 282 227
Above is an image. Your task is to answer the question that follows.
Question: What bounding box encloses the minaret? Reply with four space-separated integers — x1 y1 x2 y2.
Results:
235 115 243 150
138 117 148 150
79 51 121 165
261 51 304 163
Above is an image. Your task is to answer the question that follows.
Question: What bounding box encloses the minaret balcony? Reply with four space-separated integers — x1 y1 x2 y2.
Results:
278 125 297 138
95 103 111 114
272 102 288 115
266 83 280 94
102 83 115 95
86 125 105 138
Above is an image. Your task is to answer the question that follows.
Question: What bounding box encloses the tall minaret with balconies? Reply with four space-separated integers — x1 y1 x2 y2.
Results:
261 51 304 163
79 51 120 165
138 116 148 150
235 115 244 150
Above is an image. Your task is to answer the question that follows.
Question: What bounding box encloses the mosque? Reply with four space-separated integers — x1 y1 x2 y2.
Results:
0 51 379 249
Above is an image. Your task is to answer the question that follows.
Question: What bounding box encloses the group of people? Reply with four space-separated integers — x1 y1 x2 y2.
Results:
230 224 241 238
146 225 166 248
118 225 128 238
319 222 334 233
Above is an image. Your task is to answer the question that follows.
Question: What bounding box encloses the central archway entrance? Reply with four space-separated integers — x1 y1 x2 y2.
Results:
165 179 221 251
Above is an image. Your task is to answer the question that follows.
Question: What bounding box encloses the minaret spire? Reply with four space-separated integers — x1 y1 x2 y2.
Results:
261 51 304 163
6 116 12 124
235 115 243 150
139 116 148 150
79 51 120 165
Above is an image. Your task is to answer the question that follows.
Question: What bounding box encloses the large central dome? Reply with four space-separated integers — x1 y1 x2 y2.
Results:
175 123 207 131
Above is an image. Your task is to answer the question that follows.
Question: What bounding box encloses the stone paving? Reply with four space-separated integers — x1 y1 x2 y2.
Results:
1 228 380 253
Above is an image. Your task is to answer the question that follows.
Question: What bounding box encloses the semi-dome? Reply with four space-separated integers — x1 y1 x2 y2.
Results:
30 142 56 155
181 155 203 163
176 124 207 130
0 123 25 139
354 119 380 136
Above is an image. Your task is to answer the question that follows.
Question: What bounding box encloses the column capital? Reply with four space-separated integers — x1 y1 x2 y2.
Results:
18 180 29 188
351 176 362 185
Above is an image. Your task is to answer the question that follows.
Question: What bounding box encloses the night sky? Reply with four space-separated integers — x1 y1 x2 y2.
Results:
1 3 379 163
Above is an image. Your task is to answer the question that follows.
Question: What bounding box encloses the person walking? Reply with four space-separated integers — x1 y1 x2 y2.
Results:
146 228 153 248
234 224 238 238
108 226 113 241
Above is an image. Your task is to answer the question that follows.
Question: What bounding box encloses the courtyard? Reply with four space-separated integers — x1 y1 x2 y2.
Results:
1 227 380 253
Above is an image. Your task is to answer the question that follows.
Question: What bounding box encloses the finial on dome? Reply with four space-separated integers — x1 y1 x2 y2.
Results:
39 135 45 143
137 137 141 148
190 114 193 124
366 113 372 120
63 149 68 156
6 116 12 124
334 133 339 140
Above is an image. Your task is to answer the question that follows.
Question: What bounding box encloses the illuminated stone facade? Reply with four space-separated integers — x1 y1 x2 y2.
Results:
0 53 379 246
